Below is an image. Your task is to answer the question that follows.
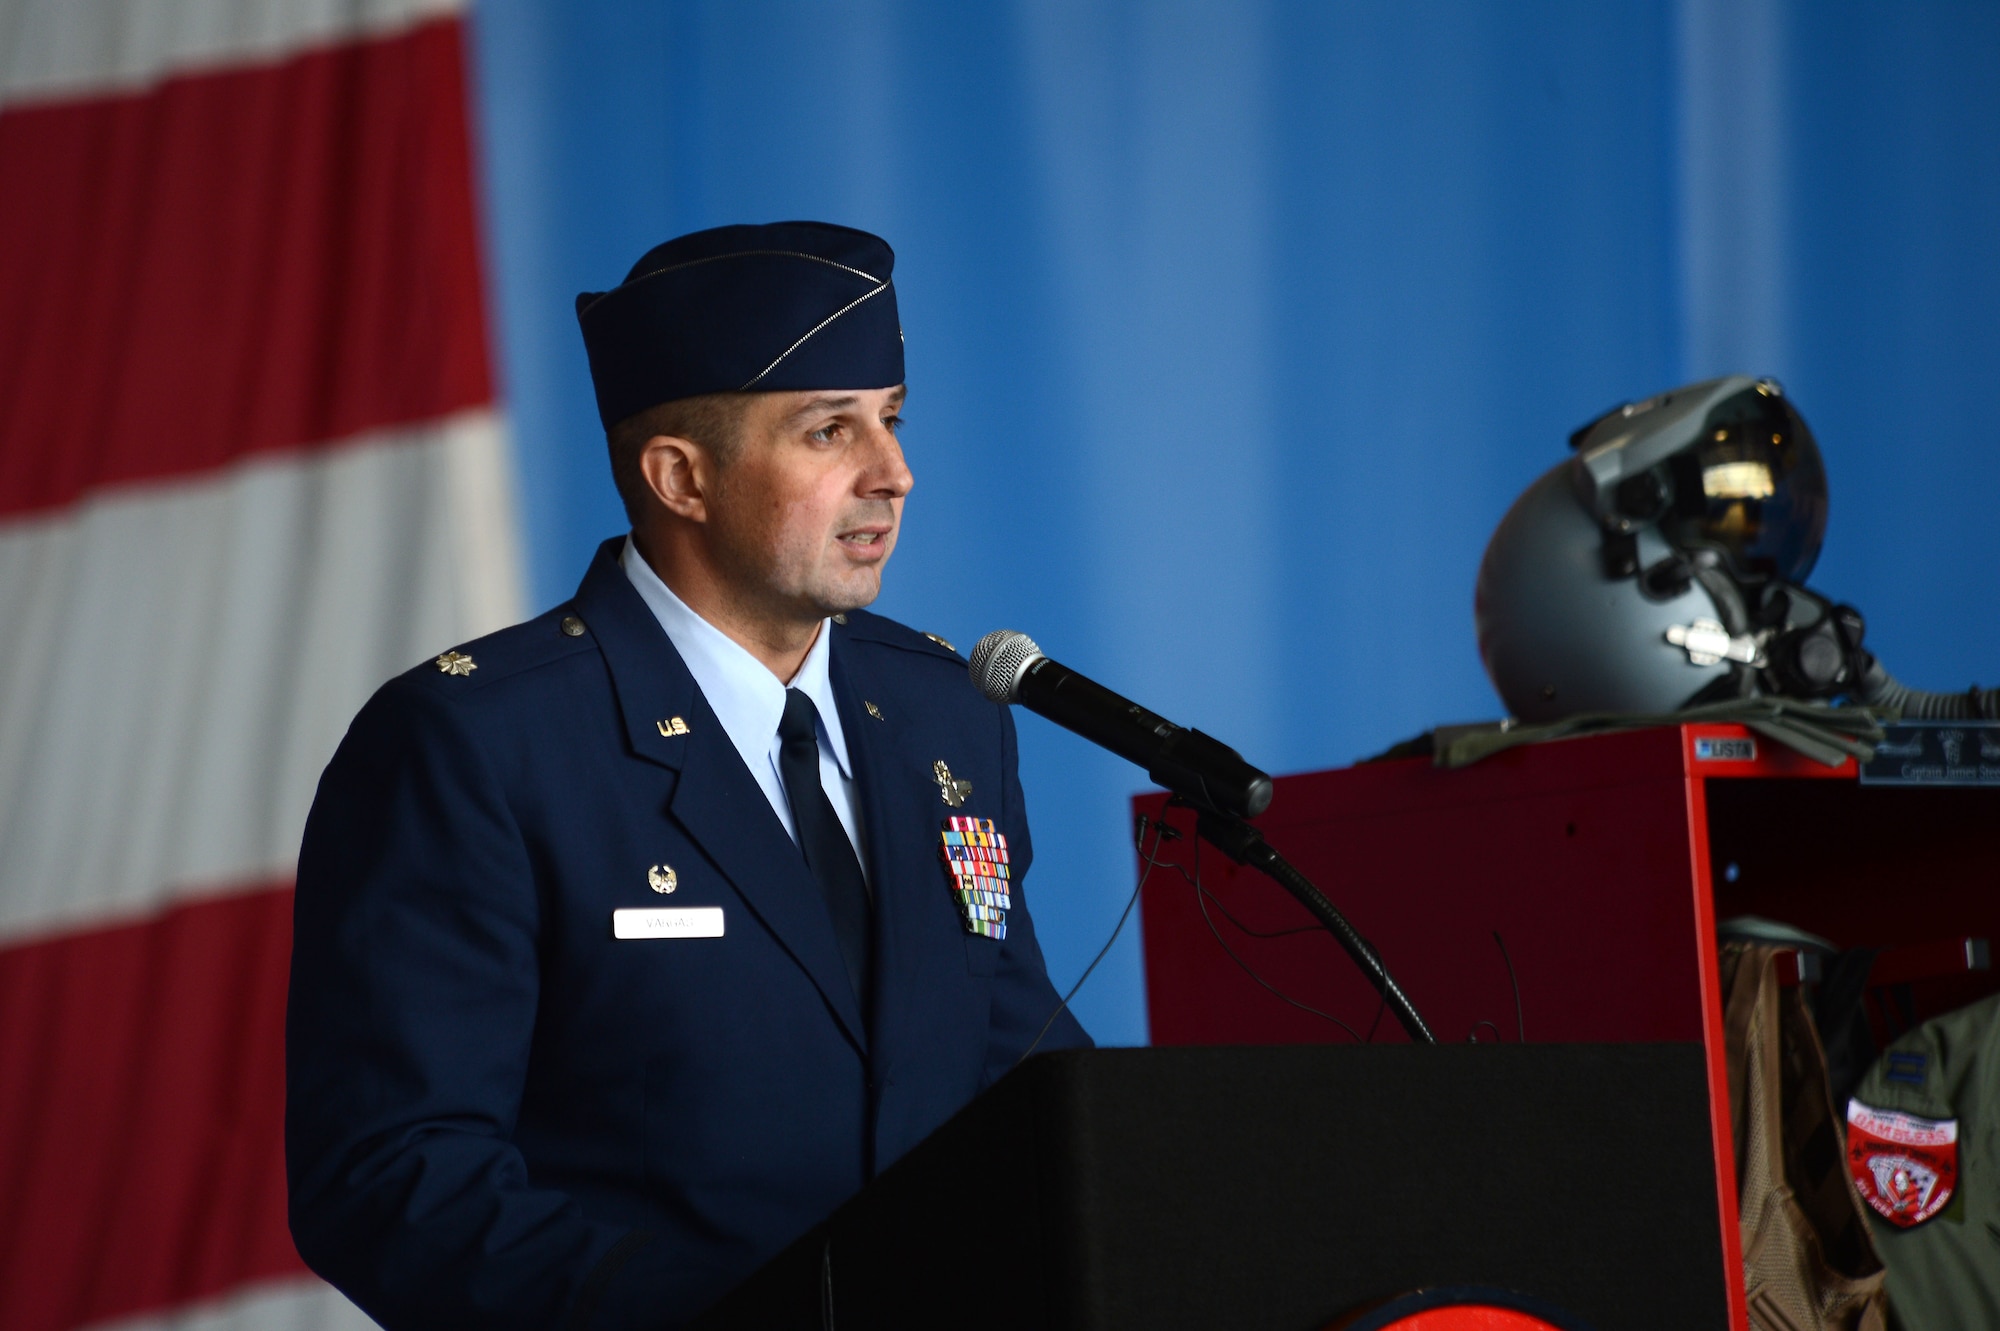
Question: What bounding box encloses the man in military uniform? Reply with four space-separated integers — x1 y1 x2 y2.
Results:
286 222 1089 1328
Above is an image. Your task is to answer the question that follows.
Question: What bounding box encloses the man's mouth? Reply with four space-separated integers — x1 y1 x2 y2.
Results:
836 525 891 554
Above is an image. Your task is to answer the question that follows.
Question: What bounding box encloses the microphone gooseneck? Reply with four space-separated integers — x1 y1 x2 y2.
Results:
971 628 1436 1044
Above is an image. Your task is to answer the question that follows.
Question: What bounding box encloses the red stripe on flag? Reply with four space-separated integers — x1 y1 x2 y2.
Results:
0 884 305 1331
0 17 492 520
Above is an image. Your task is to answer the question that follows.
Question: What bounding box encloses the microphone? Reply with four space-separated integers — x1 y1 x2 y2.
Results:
970 630 1273 819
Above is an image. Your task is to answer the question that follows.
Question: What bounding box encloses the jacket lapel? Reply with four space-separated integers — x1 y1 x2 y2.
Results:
571 540 868 1052
828 627 956 1064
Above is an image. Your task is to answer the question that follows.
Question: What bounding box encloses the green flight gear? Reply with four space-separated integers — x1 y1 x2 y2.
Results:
1848 991 2000 1331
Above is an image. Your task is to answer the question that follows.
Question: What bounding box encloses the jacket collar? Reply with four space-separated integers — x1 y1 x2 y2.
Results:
617 536 856 783
571 538 868 1052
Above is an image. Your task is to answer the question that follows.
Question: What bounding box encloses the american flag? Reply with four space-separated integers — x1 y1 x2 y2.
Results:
0 2 522 1325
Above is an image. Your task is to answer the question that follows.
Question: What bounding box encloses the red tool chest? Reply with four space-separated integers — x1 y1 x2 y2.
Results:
1136 723 1997 1331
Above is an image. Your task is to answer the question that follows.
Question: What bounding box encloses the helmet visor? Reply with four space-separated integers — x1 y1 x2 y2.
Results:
1666 390 1827 583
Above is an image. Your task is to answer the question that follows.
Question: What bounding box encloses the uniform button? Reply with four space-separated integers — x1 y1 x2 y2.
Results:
560 616 586 637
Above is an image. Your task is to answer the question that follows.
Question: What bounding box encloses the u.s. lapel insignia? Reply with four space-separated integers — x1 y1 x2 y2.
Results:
656 716 691 738
864 700 885 721
648 864 678 894
933 760 972 807
435 650 476 676
939 817 1011 939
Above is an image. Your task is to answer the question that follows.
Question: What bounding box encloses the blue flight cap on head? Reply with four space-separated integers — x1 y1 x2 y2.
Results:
575 221 905 428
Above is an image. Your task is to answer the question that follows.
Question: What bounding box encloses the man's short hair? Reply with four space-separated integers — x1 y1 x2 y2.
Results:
606 392 753 526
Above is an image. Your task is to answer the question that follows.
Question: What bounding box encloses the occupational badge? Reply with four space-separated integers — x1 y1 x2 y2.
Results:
932 760 972 807
1847 1100 1958 1228
648 864 677 894
938 816 1010 940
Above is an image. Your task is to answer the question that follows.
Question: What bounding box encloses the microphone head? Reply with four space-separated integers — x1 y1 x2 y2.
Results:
970 630 1044 704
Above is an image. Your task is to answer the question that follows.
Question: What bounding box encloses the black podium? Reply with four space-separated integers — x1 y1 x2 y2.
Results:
693 1045 1731 1330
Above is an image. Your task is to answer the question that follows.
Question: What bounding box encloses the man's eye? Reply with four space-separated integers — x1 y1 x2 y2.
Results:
884 415 904 433
810 424 840 443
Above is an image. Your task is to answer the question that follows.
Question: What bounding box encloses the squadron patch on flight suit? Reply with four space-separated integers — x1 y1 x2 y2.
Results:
939 816 1010 940
1847 1100 1958 1228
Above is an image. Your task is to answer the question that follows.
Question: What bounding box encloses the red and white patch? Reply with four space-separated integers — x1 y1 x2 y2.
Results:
1847 1100 1958 1228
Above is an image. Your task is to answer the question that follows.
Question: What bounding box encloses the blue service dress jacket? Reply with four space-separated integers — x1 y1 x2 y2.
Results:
285 537 1091 1329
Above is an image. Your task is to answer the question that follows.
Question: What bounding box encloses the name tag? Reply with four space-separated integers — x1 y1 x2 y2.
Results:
613 907 725 940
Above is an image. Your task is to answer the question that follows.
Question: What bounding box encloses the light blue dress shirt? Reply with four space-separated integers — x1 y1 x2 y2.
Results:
621 537 867 875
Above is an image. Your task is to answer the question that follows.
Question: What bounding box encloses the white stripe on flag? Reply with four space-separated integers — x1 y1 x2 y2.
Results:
0 409 522 946
78 1278 380 1331
0 0 462 107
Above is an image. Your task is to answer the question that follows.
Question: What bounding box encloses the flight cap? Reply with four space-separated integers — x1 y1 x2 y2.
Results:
575 221 904 428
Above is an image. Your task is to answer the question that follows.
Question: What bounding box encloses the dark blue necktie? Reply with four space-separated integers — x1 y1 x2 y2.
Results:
777 688 872 1008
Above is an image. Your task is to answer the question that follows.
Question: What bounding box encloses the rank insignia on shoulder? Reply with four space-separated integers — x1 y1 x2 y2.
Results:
436 650 476 676
1885 1052 1927 1085
933 760 971 807
1847 1100 1958 1228
922 631 956 653
939 816 1011 940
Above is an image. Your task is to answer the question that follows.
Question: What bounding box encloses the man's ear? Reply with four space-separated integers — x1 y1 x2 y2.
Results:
638 435 710 523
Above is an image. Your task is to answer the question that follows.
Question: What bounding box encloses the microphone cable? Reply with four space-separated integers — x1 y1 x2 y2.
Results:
1175 822 1364 1041
1115 810 1528 1047
1014 812 1164 1066
1010 806 1527 1058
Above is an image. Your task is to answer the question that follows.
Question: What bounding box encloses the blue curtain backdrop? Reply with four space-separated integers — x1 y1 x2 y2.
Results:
467 0 2000 1047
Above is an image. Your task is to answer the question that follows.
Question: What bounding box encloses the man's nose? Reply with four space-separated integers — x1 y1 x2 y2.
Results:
862 420 914 498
